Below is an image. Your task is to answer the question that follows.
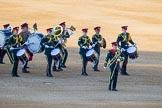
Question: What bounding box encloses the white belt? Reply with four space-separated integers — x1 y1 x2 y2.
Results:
45 45 54 48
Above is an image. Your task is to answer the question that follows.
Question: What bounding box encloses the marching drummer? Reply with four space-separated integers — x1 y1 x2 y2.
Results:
19 23 33 72
41 28 60 77
104 42 124 91
8 27 29 77
92 26 103 71
0 24 13 64
116 26 136 75
78 28 92 76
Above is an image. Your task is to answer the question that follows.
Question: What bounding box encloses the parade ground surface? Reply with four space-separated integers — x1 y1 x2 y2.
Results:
0 0 162 108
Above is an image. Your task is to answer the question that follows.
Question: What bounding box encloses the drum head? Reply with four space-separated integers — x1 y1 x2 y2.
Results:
27 33 43 54
17 49 25 56
86 49 94 57
127 46 136 53
51 48 60 56
0 31 5 47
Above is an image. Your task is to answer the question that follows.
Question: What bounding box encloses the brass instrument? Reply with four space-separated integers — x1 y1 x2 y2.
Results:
107 50 124 67
52 25 63 37
68 25 76 31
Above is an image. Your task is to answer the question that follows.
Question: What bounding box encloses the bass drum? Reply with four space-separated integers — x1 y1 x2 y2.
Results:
0 31 5 47
1 29 12 38
0 29 12 47
27 33 44 54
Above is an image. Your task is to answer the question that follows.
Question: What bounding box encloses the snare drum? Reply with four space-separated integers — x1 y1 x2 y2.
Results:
16 49 29 67
51 48 62 61
27 33 44 54
86 49 97 62
127 46 138 59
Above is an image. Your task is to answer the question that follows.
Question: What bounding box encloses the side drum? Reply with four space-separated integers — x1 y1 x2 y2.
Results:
16 49 29 67
86 49 97 62
127 46 138 59
51 48 62 61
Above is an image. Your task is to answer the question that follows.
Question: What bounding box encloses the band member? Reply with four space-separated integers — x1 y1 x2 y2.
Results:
57 22 74 68
104 42 124 91
19 23 33 70
78 28 92 76
92 26 103 71
0 24 13 64
8 27 29 77
116 26 136 75
41 28 60 77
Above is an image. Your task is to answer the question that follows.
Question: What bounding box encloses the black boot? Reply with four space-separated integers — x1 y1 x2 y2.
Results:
58 66 63 71
47 71 53 77
61 64 66 68
52 66 57 71
112 88 118 91
22 68 30 73
0 58 5 64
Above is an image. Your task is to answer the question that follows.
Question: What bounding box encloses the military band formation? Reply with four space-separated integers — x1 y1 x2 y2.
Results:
0 22 138 91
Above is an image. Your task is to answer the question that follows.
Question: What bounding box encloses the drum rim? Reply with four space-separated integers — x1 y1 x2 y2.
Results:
86 49 94 57
51 48 60 56
127 46 136 53
16 49 25 56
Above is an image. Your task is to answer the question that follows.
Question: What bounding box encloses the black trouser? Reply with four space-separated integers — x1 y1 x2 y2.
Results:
80 54 88 74
0 48 6 63
46 54 53 76
61 47 68 66
109 67 119 90
93 53 99 70
11 50 19 76
0 48 14 64
121 51 128 74
93 47 100 70
6 47 14 64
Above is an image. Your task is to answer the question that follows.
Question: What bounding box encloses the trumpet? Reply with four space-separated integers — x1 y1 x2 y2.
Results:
67 25 76 31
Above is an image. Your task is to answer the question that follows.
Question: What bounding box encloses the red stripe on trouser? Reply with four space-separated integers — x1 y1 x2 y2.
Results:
29 53 33 61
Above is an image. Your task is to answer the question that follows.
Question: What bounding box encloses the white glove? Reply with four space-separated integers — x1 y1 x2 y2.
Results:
98 40 102 44
69 32 74 36
121 48 125 52
58 40 62 44
61 39 65 43
24 41 29 45
117 59 120 62
45 45 49 48
82 46 87 49
92 44 96 47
